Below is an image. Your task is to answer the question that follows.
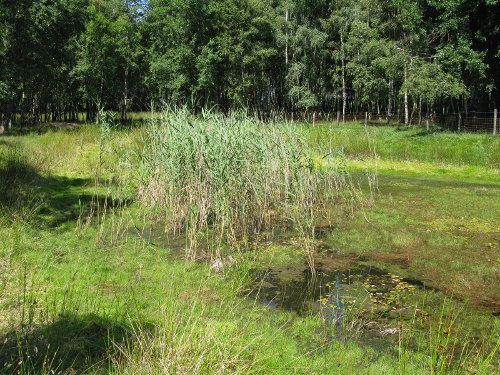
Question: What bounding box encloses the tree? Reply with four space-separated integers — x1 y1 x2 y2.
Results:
403 59 466 126
75 0 142 121
0 0 496 125
0 0 88 125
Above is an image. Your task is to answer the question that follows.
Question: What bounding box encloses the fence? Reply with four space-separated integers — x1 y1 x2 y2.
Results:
261 109 499 135
259 111 398 124
438 111 498 134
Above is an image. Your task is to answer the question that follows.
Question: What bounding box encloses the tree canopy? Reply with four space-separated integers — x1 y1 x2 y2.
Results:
0 0 498 125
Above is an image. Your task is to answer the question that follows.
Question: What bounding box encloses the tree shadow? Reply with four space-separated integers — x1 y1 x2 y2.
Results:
0 121 98 138
0 140 14 147
0 125 55 137
0 120 143 139
0 152 133 227
36 176 134 227
366 120 396 127
407 128 444 137
0 313 131 373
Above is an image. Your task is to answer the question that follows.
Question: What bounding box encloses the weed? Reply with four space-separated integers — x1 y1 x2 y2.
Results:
1 114 498 374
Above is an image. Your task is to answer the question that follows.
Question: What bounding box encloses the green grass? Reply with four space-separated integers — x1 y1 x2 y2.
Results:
307 122 500 169
305 122 500 310
0 207 424 374
1 118 499 373
347 158 500 184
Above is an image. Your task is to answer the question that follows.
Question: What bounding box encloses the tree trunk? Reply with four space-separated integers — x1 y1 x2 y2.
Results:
123 68 129 121
426 102 430 130
20 91 26 125
404 65 409 125
418 97 422 126
2 102 14 129
285 8 289 66
409 97 417 125
341 34 346 124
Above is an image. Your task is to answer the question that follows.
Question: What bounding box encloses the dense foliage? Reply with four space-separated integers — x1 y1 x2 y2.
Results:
0 0 498 125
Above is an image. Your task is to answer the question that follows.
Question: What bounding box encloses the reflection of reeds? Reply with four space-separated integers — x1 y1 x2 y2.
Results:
138 109 350 261
319 280 368 341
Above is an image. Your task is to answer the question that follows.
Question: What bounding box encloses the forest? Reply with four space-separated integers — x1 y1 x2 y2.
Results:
0 0 499 126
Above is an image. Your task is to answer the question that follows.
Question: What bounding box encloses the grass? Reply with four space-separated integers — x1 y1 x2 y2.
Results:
347 158 500 185
0 216 428 374
323 173 500 310
307 122 500 169
0 116 499 373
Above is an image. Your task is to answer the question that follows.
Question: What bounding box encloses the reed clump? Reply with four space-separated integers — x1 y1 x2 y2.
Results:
138 109 350 258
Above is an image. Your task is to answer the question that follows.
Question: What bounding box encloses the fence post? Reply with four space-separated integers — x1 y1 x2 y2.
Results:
494 109 498 135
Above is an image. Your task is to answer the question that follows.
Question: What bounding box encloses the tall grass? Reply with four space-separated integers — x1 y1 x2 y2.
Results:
397 298 499 374
111 298 260 374
138 109 351 259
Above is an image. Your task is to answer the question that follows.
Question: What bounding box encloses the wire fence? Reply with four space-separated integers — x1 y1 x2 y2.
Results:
438 111 499 133
261 110 499 135
5 109 497 135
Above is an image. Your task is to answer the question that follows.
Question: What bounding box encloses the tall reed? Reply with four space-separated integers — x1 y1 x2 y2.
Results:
137 109 350 259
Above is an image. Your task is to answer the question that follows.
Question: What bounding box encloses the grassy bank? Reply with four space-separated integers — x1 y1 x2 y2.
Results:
1 117 498 373
347 159 500 185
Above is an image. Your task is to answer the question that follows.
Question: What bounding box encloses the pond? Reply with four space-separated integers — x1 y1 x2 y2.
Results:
244 247 498 354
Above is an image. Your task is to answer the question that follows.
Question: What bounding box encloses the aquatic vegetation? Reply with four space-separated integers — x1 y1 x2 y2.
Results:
428 217 500 234
138 109 351 259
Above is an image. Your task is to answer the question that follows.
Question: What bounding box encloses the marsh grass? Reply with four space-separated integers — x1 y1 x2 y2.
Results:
4 259 497 374
397 298 499 374
2 114 498 374
110 297 260 374
138 109 351 259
